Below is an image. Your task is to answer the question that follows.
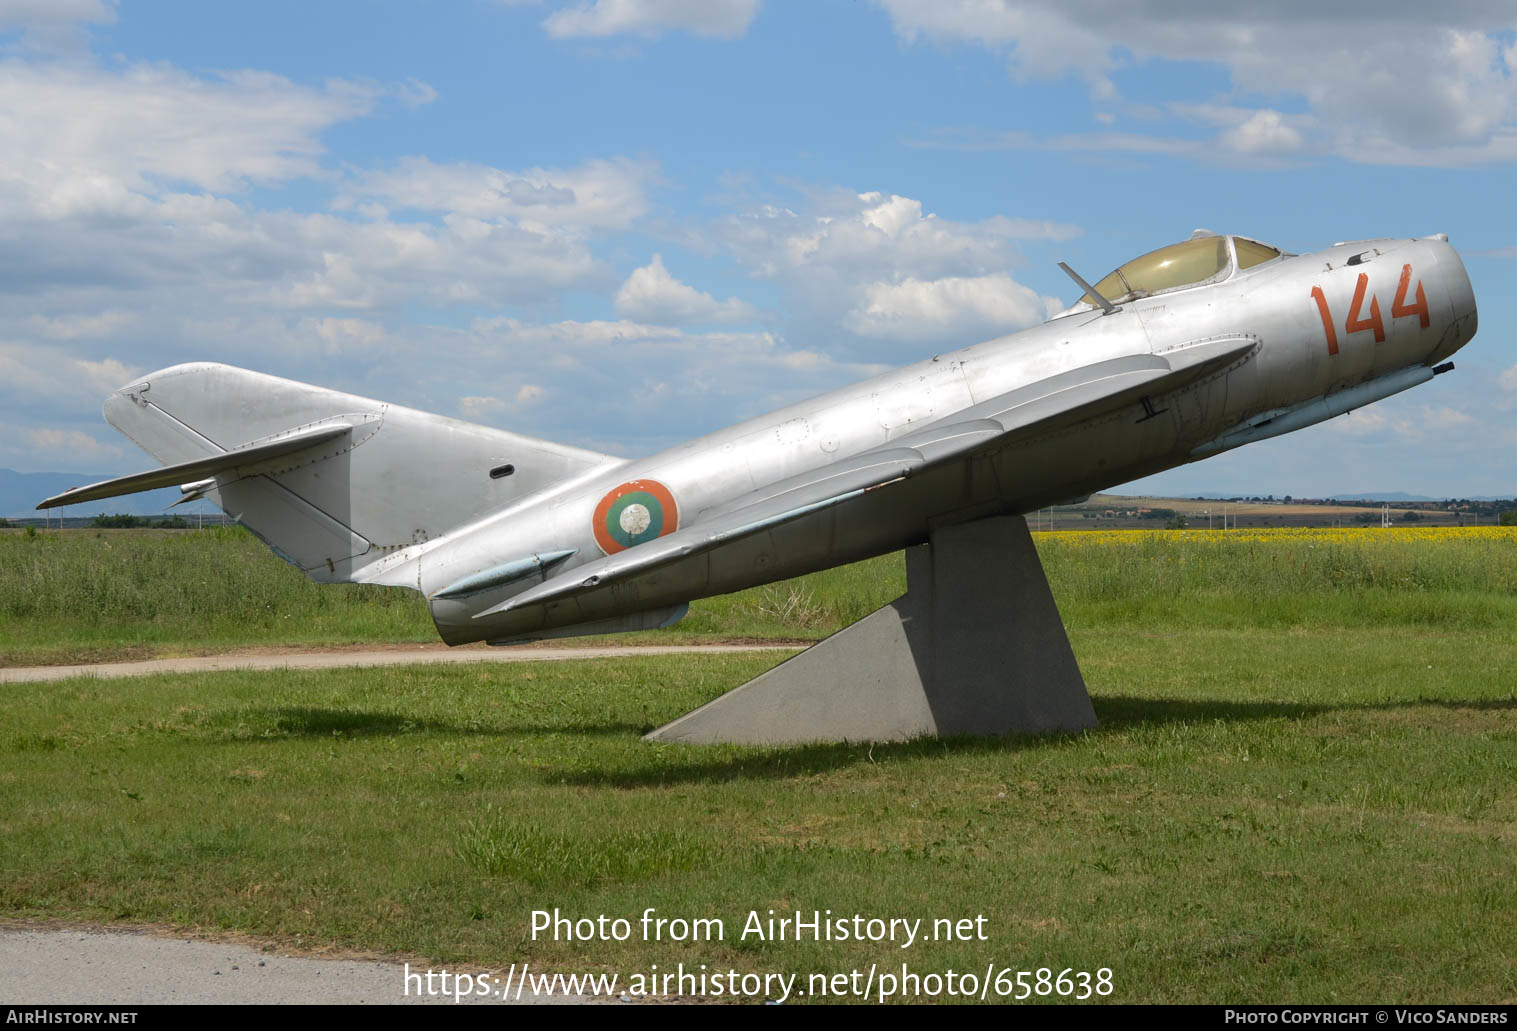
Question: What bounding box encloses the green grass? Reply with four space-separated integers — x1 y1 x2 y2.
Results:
4 526 1516 665
0 527 432 665
2 526 1514 1001
1 632 1514 1002
0 526 896 665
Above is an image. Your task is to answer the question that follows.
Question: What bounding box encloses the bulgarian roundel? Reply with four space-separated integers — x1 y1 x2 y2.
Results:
592 479 679 555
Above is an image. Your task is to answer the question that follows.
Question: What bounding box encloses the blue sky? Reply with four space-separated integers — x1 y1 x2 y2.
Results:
3 0 1515 502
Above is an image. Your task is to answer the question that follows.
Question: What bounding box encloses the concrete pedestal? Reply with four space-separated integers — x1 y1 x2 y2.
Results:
645 516 1096 744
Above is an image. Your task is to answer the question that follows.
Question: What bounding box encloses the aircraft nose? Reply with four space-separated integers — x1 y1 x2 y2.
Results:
1427 237 1478 364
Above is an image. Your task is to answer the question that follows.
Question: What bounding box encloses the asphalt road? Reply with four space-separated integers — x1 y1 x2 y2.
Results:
0 927 593 1005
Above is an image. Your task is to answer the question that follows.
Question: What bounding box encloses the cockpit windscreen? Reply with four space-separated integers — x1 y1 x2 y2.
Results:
1075 235 1282 308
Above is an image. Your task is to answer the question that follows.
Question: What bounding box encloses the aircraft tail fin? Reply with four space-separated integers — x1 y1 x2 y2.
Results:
91 363 619 584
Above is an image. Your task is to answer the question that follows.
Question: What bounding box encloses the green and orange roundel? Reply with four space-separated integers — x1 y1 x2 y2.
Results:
591 479 679 555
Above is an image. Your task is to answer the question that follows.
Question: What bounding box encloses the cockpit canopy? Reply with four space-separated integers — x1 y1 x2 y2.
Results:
1067 233 1284 312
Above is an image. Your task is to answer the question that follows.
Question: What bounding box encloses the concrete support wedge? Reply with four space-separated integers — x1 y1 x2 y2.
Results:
645 516 1096 744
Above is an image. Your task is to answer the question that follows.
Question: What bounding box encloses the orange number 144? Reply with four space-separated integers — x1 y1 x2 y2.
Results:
1312 264 1428 355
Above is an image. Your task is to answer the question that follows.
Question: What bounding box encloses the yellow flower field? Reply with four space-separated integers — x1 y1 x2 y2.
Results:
1037 525 1517 547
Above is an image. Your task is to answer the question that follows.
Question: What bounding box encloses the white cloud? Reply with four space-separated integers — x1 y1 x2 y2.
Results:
712 187 1071 358
309 317 386 355
1420 406 1475 430
613 255 758 325
468 316 773 355
878 0 1112 88
1498 365 1517 392
0 21 1070 471
0 0 114 29
543 0 760 40
0 343 139 411
0 0 114 50
458 396 505 420
1326 402 1477 442
457 315 887 445
1217 109 1307 156
71 356 137 398
8 426 124 465
29 310 133 340
722 190 1077 283
457 390 547 420
0 41 1096 467
0 61 381 203
1326 408 1389 439
875 0 1517 166
0 50 658 470
0 59 547 358
844 273 1054 343
393 78 439 110
0 187 611 315
0 61 623 314
340 156 656 233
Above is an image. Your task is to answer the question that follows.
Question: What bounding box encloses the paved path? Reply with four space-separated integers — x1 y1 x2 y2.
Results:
0 926 591 1004
0 643 803 684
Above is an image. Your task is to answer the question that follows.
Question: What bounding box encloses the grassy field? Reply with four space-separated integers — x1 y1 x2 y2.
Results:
0 525 886 666
1 527 1515 1002
4 524 1516 665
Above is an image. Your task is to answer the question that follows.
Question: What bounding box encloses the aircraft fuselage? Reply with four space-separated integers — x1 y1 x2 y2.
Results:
394 234 1476 645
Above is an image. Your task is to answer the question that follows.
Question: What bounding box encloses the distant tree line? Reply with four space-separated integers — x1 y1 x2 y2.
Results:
90 513 194 529
1194 496 1517 516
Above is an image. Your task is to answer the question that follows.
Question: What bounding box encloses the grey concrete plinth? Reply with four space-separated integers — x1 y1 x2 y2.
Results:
645 516 1096 744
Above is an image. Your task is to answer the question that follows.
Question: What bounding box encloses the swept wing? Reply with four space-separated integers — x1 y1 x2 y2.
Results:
478 335 1257 619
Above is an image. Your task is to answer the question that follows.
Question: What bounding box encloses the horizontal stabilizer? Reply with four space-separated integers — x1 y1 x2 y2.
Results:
36 423 352 510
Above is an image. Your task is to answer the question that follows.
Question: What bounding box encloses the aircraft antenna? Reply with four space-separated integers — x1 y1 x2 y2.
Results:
1057 262 1119 315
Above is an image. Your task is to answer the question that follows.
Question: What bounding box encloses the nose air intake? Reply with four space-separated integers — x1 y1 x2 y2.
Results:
1427 236 1478 364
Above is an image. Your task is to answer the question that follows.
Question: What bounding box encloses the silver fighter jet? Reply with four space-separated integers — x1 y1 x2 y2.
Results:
41 231 1479 648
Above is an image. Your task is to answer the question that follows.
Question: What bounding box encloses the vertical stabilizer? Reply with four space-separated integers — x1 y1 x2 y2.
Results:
102 363 620 583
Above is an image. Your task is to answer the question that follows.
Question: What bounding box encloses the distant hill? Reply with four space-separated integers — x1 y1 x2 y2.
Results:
1325 492 1513 503
1326 492 1436 502
0 468 182 518
1115 489 1514 504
